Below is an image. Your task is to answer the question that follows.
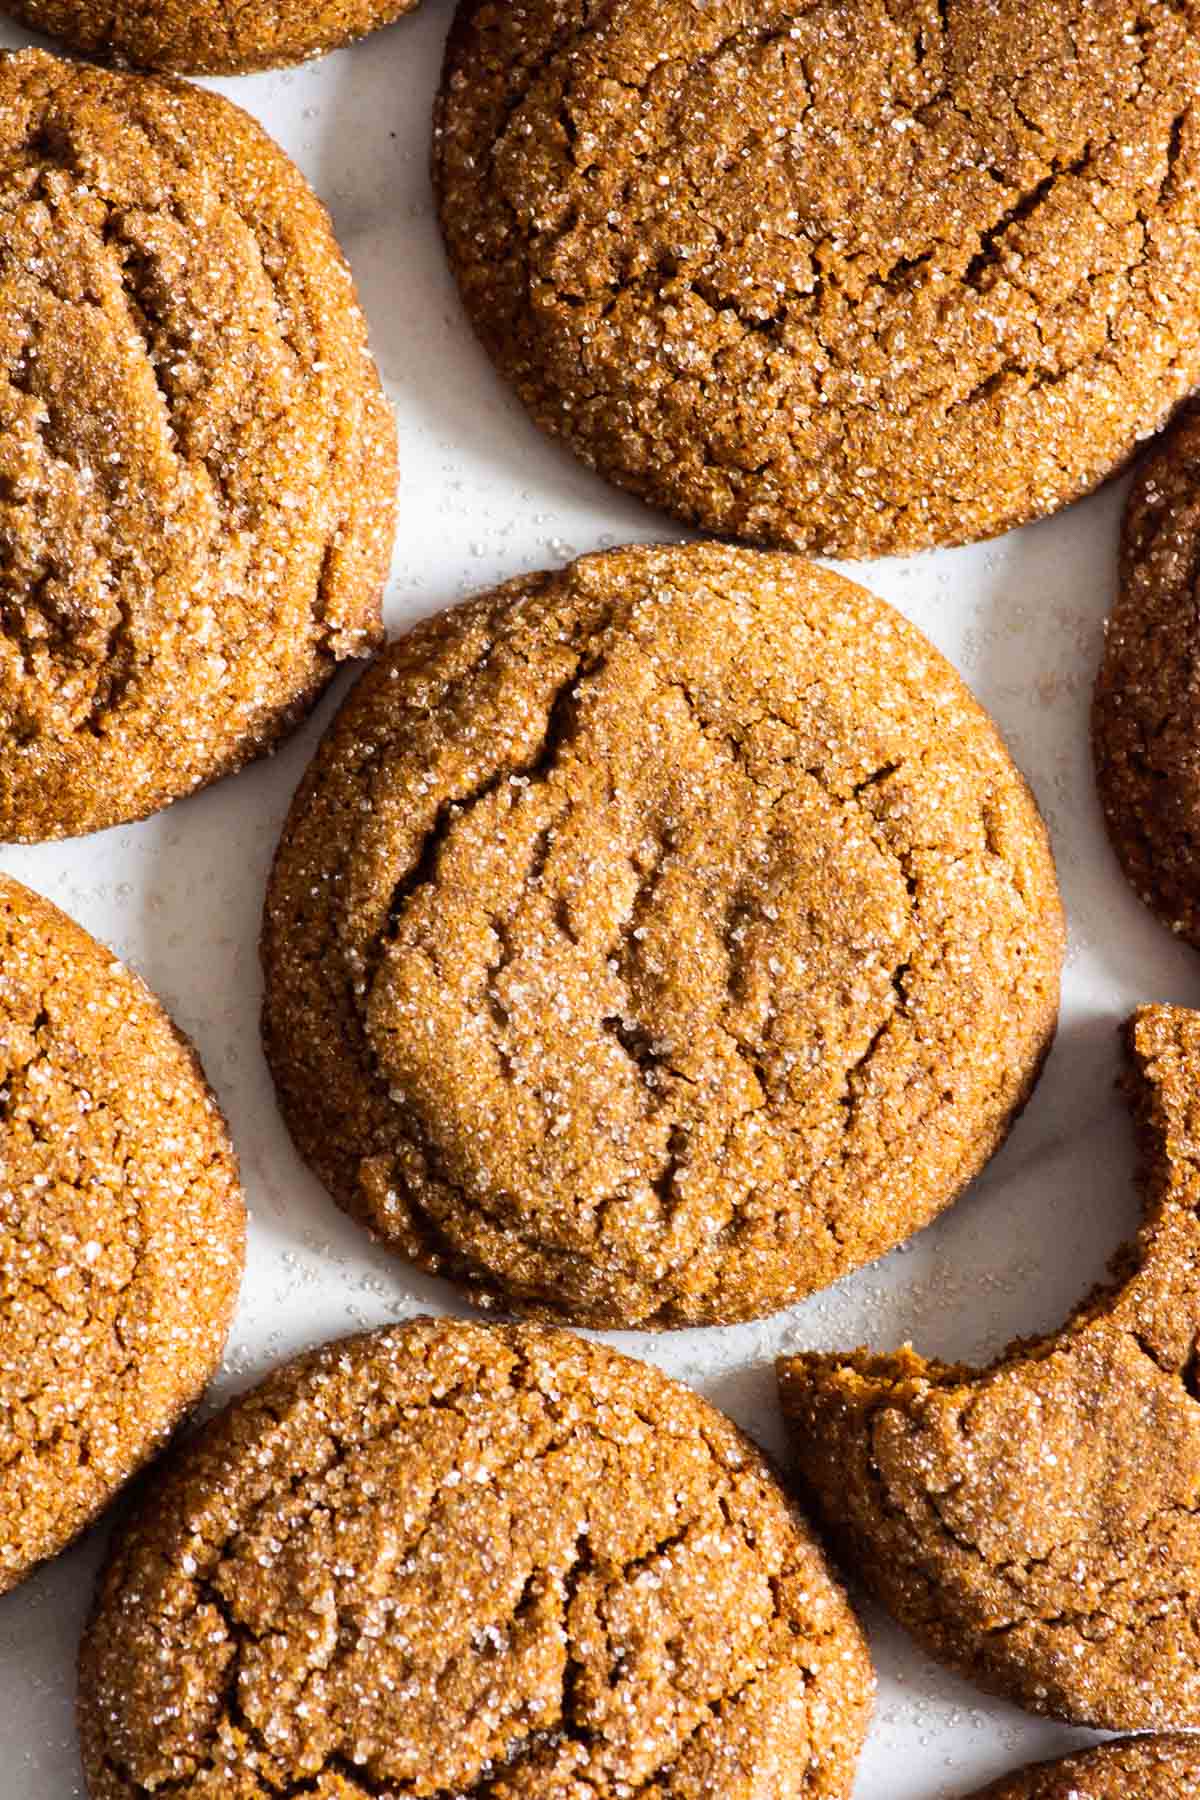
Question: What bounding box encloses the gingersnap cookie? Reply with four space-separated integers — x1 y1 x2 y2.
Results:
0 49 395 842
964 1736 1200 1800
1 0 420 75
262 542 1064 1328
435 0 1200 559
78 1317 873 1799
779 1004 1200 1730
1093 404 1200 947
0 874 244 1595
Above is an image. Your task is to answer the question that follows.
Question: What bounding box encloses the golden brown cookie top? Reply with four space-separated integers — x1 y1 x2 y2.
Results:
1 0 420 74
1094 404 1200 946
79 1317 873 1799
262 542 1063 1327
436 0 1200 557
779 1004 1200 1731
0 49 395 841
0 875 244 1595
966 1736 1200 1800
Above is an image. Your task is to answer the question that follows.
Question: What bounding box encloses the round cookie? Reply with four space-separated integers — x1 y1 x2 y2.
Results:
778 1005 1200 1731
261 542 1064 1328
1094 403 1200 947
78 1317 874 1799
0 874 244 1594
435 0 1200 559
1 0 420 74
964 1736 1200 1800
0 49 396 842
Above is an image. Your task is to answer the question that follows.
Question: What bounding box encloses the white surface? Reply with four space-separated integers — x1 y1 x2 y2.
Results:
1 6 1196 1794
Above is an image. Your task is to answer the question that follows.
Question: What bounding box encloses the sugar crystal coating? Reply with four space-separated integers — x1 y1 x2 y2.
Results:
79 1317 873 1799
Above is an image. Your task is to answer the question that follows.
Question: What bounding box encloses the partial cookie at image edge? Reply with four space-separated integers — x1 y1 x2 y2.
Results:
0 48 396 841
962 1734 1200 1800
1094 402 1200 949
435 0 1200 557
0 0 421 74
778 1004 1200 1731
0 873 245 1595
78 1316 874 1800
